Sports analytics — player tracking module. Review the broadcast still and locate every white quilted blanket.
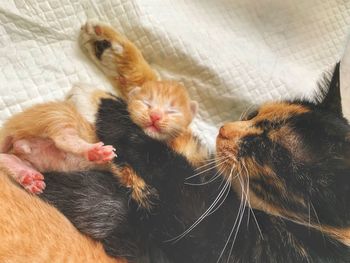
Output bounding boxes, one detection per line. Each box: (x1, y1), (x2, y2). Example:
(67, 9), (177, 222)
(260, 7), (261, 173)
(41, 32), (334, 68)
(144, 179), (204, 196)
(1, 0), (350, 149)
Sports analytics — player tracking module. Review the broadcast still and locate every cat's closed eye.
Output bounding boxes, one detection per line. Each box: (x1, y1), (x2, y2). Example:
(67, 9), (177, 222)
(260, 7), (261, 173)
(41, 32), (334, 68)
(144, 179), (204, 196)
(241, 108), (258, 121)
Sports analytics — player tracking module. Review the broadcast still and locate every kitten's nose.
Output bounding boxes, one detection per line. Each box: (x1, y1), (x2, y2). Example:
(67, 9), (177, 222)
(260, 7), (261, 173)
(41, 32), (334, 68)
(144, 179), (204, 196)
(150, 112), (162, 123)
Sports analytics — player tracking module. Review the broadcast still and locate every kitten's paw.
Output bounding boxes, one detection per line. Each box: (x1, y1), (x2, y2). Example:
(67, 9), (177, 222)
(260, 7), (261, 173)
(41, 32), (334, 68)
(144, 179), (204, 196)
(19, 170), (46, 194)
(86, 142), (116, 164)
(79, 21), (123, 56)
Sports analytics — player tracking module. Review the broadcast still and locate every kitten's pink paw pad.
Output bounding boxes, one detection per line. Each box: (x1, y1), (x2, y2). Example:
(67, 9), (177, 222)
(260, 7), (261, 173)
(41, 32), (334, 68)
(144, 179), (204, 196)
(19, 170), (46, 194)
(87, 143), (116, 164)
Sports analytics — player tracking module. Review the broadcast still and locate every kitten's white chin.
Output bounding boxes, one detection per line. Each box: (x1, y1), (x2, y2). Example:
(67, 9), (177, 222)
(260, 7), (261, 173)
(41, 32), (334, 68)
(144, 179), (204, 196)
(144, 127), (169, 141)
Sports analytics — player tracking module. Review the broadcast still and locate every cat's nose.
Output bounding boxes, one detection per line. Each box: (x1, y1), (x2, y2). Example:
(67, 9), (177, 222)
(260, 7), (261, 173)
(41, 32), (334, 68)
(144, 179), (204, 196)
(219, 125), (229, 139)
(150, 112), (162, 123)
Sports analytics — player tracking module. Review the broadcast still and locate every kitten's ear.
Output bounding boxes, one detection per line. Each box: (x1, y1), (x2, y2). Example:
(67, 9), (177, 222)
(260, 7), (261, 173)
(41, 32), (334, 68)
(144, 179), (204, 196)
(190, 100), (198, 117)
(318, 63), (343, 116)
(127, 86), (141, 98)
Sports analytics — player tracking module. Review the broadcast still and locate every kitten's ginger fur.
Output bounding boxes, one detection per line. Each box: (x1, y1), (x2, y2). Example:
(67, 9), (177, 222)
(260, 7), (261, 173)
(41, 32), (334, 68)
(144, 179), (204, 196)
(79, 21), (208, 166)
(79, 21), (157, 96)
(0, 98), (116, 194)
(0, 166), (124, 263)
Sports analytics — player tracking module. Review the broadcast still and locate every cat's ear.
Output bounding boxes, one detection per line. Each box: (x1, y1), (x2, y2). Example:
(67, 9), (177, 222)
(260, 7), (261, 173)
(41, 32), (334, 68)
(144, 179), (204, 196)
(190, 100), (198, 117)
(127, 86), (141, 98)
(318, 63), (343, 116)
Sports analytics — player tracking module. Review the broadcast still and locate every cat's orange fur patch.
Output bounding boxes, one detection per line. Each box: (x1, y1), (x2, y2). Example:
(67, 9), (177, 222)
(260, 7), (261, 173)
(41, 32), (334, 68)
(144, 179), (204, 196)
(256, 102), (309, 122)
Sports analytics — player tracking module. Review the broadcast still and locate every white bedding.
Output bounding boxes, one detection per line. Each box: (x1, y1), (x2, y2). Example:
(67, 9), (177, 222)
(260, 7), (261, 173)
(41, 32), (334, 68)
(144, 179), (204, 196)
(1, 0), (350, 149)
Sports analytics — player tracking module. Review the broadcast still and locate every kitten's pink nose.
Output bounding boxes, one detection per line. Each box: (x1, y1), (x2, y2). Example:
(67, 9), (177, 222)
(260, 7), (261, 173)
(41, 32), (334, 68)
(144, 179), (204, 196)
(150, 112), (162, 123)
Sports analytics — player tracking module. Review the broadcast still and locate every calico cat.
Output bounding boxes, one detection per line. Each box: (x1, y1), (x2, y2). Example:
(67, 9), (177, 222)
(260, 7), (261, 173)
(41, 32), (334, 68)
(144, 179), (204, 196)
(0, 166), (123, 263)
(42, 63), (350, 263)
(216, 62), (350, 248)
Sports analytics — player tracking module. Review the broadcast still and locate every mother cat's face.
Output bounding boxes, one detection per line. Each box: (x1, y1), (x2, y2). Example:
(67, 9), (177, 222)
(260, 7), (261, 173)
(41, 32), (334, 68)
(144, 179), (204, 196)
(216, 65), (350, 243)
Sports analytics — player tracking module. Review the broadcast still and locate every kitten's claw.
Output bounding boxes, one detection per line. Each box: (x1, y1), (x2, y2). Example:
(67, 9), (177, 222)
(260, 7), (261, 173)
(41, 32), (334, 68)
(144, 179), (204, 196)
(18, 170), (46, 194)
(86, 142), (117, 164)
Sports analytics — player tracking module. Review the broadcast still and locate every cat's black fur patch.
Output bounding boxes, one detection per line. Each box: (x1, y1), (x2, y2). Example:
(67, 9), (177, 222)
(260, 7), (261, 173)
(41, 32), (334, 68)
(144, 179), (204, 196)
(41, 63), (350, 262)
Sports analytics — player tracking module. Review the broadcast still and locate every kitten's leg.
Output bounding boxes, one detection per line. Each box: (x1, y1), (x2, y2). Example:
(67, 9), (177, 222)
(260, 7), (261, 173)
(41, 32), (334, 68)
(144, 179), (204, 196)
(0, 153), (45, 194)
(111, 164), (158, 210)
(79, 21), (158, 96)
(51, 129), (116, 164)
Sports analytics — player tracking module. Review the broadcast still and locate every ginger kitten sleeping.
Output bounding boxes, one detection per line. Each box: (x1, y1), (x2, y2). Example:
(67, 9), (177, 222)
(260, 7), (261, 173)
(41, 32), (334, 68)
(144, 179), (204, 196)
(78, 21), (208, 166)
(0, 93), (116, 194)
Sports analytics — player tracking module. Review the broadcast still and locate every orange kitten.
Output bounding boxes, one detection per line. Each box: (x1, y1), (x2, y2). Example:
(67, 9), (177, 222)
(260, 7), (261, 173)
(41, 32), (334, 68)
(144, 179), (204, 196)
(79, 21), (208, 166)
(0, 99), (116, 194)
(0, 166), (124, 263)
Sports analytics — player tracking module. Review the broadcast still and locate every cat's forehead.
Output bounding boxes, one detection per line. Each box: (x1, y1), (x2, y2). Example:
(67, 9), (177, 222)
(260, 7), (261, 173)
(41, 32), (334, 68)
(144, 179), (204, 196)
(256, 102), (310, 122)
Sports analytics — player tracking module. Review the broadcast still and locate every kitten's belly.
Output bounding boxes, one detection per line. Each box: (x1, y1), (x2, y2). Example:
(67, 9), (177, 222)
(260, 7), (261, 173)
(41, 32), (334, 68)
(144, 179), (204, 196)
(17, 139), (95, 172)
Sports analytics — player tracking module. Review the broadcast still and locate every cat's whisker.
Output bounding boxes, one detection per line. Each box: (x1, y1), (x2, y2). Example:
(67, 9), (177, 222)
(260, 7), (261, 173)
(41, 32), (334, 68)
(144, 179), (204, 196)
(240, 160), (263, 239)
(308, 201), (311, 230)
(207, 172), (238, 216)
(239, 104), (256, 121)
(194, 156), (227, 171)
(167, 169), (233, 244)
(186, 160), (227, 180)
(225, 173), (248, 262)
(185, 165), (226, 186)
(216, 169), (244, 263)
(310, 202), (325, 242)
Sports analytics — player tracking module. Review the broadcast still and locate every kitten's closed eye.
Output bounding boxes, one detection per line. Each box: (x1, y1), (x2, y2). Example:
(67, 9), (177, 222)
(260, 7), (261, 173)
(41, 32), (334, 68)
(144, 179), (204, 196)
(141, 99), (152, 108)
(166, 108), (181, 115)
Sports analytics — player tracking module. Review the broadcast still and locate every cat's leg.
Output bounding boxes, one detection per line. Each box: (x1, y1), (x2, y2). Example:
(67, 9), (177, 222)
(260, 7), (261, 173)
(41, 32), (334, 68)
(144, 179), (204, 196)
(111, 164), (158, 210)
(0, 153), (45, 194)
(79, 21), (158, 96)
(50, 129), (116, 164)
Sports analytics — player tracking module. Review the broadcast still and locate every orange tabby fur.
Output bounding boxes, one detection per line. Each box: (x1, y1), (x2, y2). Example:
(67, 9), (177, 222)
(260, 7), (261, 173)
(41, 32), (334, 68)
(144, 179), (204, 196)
(79, 21), (157, 97)
(79, 21), (208, 166)
(0, 166), (124, 263)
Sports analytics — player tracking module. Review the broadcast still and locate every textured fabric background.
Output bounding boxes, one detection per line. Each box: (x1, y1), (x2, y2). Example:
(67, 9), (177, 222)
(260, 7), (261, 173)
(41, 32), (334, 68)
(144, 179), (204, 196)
(1, 0), (349, 149)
